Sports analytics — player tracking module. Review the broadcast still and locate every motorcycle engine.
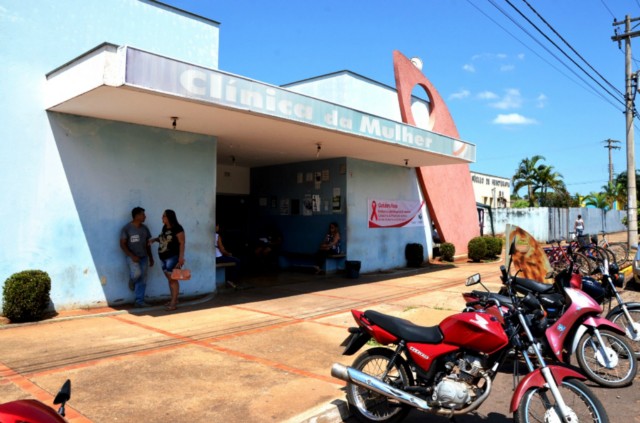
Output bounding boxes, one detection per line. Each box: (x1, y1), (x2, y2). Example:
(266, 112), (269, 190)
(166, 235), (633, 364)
(432, 354), (484, 409)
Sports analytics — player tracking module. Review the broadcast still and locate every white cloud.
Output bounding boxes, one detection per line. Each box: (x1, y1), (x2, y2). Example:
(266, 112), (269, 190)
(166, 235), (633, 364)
(489, 88), (522, 109)
(500, 64), (515, 72)
(517, 53), (525, 60)
(477, 91), (498, 100)
(492, 113), (537, 125)
(449, 89), (471, 100)
(0, 6), (21, 22)
(536, 93), (547, 108)
(462, 64), (475, 73)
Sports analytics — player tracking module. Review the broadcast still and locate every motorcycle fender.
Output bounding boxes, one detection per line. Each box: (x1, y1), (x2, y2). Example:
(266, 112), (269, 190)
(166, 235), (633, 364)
(606, 302), (640, 320)
(580, 315), (625, 335)
(510, 365), (586, 412)
(340, 328), (371, 356)
(568, 319), (625, 355)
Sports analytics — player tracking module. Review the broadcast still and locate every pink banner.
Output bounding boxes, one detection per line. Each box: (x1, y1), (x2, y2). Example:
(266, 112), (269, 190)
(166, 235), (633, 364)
(368, 199), (426, 228)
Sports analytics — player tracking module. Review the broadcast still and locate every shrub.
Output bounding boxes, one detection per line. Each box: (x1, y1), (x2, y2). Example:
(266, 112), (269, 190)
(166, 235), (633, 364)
(484, 236), (503, 258)
(2, 270), (51, 323)
(440, 242), (455, 262)
(405, 243), (424, 267)
(468, 237), (487, 262)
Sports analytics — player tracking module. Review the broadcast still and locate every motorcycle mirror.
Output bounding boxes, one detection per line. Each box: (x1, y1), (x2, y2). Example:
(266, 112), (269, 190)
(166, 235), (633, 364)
(53, 379), (71, 405)
(465, 274), (481, 286)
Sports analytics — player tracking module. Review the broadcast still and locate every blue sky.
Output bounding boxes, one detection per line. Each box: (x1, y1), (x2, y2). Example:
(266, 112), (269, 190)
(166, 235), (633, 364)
(163, 0), (639, 197)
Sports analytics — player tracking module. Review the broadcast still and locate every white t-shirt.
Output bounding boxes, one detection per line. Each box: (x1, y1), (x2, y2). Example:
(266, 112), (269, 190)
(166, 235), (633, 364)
(215, 233), (222, 258)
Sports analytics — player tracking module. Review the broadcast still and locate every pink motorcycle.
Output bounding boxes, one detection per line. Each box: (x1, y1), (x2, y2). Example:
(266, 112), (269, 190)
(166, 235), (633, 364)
(467, 263), (637, 388)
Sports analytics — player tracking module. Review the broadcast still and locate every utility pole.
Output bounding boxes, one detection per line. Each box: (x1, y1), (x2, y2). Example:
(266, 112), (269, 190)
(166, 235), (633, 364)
(612, 15), (640, 250)
(603, 138), (621, 184)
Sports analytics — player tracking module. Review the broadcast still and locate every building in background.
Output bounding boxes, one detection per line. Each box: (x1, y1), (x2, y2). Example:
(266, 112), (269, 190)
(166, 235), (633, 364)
(470, 171), (511, 208)
(3, 1), (477, 310)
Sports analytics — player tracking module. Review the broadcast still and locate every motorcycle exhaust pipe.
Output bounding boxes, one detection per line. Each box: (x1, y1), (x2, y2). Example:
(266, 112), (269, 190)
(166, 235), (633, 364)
(331, 363), (432, 412)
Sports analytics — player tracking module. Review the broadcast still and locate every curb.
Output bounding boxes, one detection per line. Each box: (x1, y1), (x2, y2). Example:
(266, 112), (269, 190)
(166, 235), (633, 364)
(283, 399), (350, 423)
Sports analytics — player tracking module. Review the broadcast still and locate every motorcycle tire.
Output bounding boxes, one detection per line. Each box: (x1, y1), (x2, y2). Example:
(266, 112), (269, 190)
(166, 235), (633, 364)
(608, 309), (640, 359)
(575, 328), (637, 388)
(515, 377), (608, 423)
(345, 347), (413, 423)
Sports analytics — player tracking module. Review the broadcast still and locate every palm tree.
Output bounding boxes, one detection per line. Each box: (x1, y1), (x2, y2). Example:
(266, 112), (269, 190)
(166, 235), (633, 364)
(602, 181), (625, 210)
(534, 164), (565, 206)
(513, 155), (546, 207)
(583, 191), (610, 232)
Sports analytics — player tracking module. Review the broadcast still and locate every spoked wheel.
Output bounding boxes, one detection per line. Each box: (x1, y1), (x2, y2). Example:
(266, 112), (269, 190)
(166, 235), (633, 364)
(576, 329), (637, 387)
(345, 348), (413, 423)
(572, 252), (595, 276)
(609, 309), (640, 359)
(515, 378), (608, 423)
(606, 242), (629, 266)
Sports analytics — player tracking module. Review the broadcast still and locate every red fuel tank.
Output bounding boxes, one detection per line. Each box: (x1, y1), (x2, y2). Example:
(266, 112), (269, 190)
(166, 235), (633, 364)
(440, 311), (508, 354)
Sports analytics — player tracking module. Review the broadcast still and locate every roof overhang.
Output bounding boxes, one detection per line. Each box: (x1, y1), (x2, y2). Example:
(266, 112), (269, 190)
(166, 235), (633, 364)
(45, 44), (476, 168)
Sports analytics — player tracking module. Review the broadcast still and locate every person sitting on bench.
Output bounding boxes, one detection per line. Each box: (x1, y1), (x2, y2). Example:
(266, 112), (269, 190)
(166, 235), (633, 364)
(215, 223), (241, 288)
(313, 222), (341, 275)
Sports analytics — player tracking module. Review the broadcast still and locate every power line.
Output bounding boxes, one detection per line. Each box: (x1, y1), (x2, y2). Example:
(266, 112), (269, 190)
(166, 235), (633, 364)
(475, 0), (625, 112)
(504, 0), (625, 106)
(520, 0), (624, 98)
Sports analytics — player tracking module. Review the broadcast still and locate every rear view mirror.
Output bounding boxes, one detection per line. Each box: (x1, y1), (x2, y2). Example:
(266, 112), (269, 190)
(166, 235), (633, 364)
(466, 273), (481, 286)
(53, 379), (71, 405)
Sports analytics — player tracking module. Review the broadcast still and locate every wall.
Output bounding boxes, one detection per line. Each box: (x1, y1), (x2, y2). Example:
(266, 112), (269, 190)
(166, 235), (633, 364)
(470, 171), (511, 207)
(483, 207), (627, 242)
(1, 1), (220, 309)
(345, 158), (432, 273)
(251, 158), (347, 254)
(250, 158), (432, 273)
(49, 114), (217, 308)
(216, 164), (250, 195)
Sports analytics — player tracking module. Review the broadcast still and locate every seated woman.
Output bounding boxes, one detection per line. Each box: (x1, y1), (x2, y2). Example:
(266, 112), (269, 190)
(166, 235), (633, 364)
(313, 222), (341, 275)
(215, 223), (241, 288)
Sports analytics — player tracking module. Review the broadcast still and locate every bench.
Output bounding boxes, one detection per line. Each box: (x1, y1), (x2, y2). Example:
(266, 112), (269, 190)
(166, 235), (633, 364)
(216, 262), (236, 287)
(278, 251), (346, 274)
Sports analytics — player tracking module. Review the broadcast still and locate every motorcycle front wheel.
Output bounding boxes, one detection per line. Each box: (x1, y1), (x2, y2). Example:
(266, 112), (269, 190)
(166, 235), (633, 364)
(576, 328), (637, 388)
(608, 309), (640, 358)
(515, 378), (608, 423)
(345, 347), (413, 423)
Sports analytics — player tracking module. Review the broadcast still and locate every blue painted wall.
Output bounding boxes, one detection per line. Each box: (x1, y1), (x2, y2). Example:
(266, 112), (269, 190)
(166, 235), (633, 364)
(251, 158), (347, 254)
(251, 158), (433, 273)
(1, 0), (220, 309)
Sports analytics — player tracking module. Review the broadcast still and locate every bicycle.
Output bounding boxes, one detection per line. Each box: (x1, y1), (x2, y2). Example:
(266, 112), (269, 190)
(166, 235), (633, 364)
(570, 231), (627, 268)
(543, 238), (593, 276)
(597, 231), (629, 267)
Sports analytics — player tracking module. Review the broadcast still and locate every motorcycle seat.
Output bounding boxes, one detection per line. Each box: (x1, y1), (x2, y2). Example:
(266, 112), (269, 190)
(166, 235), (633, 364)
(363, 310), (444, 344)
(513, 276), (555, 295)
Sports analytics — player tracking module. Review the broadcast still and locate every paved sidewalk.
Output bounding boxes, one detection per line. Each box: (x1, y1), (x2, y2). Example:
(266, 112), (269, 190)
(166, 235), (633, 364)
(0, 234), (636, 422)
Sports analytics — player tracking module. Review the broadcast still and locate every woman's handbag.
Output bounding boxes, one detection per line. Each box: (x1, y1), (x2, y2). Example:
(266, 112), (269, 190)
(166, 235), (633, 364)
(171, 266), (191, 281)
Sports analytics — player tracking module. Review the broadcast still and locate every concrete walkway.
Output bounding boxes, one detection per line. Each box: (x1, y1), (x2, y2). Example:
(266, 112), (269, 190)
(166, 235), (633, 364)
(0, 235), (636, 422)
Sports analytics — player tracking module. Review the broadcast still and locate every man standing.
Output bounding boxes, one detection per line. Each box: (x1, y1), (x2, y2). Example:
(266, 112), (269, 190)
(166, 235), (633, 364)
(120, 207), (154, 307)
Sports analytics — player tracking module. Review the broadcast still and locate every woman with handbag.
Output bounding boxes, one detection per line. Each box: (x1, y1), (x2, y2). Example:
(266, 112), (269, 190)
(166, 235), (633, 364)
(150, 209), (185, 311)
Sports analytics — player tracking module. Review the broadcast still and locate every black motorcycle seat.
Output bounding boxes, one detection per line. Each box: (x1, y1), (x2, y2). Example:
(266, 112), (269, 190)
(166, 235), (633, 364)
(364, 310), (444, 344)
(513, 276), (555, 294)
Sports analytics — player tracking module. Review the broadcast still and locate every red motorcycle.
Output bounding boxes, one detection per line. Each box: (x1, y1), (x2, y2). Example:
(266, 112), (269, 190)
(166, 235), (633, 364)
(0, 379), (70, 423)
(331, 243), (608, 423)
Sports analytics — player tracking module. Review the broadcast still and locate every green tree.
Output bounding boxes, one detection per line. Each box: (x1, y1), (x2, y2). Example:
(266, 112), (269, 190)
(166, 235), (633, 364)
(583, 191), (609, 232)
(534, 164), (565, 206)
(602, 180), (625, 210)
(512, 155), (546, 207)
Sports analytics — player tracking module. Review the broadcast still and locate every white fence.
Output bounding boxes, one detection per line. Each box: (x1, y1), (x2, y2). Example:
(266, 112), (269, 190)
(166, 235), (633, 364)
(482, 207), (627, 242)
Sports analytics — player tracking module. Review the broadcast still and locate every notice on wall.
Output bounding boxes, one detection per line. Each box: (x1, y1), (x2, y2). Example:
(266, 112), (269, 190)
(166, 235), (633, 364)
(368, 198), (426, 228)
